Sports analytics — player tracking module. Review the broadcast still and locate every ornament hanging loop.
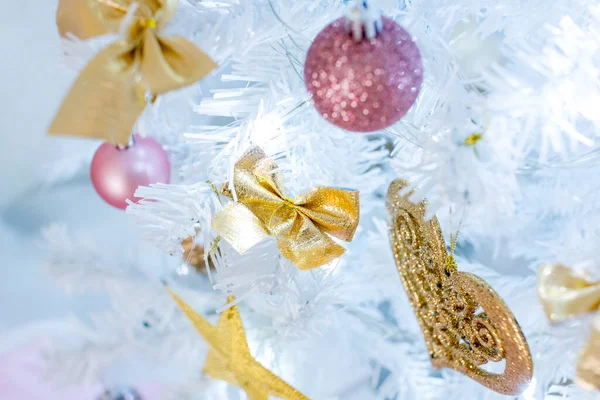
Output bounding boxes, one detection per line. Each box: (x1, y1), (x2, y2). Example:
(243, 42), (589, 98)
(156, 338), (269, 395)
(116, 134), (136, 150)
(344, 0), (383, 42)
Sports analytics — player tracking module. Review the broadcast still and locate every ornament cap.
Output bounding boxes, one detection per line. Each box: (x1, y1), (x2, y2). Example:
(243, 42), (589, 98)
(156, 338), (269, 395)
(344, 0), (383, 41)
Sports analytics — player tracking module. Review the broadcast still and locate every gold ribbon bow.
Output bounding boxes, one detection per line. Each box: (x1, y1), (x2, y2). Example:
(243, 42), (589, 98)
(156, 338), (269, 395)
(211, 147), (360, 270)
(538, 264), (600, 390)
(50, 0), (217, 146)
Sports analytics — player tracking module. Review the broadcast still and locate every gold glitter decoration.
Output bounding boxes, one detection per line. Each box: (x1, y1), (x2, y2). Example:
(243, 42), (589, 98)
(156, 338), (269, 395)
(464, 133), (483, 146)
(50, 0), (217, 146)
(386, 179), (533, 395)
(538, 263), (600, 390)
(212, 147), (360, 270)
(168, 289), (309, 400)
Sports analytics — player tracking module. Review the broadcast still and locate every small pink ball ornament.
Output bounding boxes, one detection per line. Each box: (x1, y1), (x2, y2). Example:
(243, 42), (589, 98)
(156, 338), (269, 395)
(90, 134), (171, 209)
(304, 11), (423, 132)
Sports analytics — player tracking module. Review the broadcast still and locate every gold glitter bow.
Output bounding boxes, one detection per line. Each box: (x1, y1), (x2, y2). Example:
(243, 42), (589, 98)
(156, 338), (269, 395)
(538, 264), (600, 390)
(387, 179), (533, 395)
(211, 147), (360, 270)
(50, 0), (217, 146)
(168, 289), (309, 400)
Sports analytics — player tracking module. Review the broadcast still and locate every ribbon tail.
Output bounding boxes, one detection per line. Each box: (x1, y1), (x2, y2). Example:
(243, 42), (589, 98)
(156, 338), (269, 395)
(141, 32), (217, 95)
(577, 313), (600, 390)
(212, 203), (269, 254)
(278, 233), (345, 271)
(273, 210), (346, 271)
(48, 41), (144, 146)
(538, 264), (600, 322)
(295, 187), (360, 242)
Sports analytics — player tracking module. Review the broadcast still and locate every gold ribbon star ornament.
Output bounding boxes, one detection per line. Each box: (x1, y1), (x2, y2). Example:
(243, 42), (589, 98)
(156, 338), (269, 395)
(211, 147), (360, 270)
(50, 0), (217, 146)
(168, 289), (309, 400)
(538, 263), (600, 390)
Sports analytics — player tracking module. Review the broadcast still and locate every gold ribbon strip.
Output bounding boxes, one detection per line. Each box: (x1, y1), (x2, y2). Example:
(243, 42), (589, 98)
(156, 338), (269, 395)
(538, 264), (600, 390)
(211, 147), (360, 270)
(50, 0), (217, 146)
(168, 289), (310, 400)
(387, 179), (533, 395)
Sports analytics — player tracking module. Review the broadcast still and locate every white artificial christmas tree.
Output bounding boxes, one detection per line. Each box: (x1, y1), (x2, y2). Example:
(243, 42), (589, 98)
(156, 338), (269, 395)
(29, 0), (600, 399)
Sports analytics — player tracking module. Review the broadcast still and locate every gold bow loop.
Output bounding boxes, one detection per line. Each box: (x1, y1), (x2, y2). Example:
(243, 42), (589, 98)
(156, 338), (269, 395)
(211, 147), (360, 271)
(538, 264), (600, 390)
(51, 0), (217, 146)
(538, 264), (600, 322)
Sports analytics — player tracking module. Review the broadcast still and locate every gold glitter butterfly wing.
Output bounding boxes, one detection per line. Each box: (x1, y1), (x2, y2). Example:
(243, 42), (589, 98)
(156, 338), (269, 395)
(387, 179), (533, 395)
(386, 179), (449, 362)
(451, 272), (534, 393)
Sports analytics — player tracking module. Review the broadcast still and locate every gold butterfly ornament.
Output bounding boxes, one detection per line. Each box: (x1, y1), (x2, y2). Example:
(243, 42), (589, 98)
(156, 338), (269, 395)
(387, 179), (533, 395)
(51, 0), (217, 146)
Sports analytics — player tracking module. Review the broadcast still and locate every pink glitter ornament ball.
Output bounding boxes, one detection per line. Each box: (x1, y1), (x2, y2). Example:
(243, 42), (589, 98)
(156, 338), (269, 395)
(304, 17), (423, 132)
(90, 134), (170, 210)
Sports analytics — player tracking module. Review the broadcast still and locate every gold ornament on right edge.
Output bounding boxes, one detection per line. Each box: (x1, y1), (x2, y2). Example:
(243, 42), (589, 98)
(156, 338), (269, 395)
(386, 179), (533, 395)
(538, 264), (600, 390)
